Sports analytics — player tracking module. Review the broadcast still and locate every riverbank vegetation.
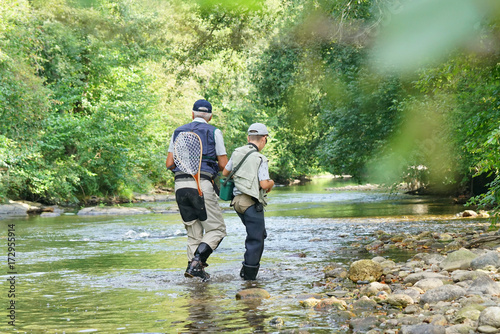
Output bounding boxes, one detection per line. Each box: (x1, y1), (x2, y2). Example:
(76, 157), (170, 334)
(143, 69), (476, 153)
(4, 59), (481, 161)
(0, 0), (499, 215)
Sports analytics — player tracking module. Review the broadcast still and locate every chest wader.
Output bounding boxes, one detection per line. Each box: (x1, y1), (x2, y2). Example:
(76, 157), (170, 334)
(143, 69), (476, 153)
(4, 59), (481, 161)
(238, 201), (266, 280)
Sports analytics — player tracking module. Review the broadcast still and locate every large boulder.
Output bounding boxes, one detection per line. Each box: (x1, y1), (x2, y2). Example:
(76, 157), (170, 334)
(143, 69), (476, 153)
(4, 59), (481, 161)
(466, 276), (500, 296)
(0, 202), (29, 217)
(470, 251), (500, 270)
(420, 285), (466, 304)
(348, 259), (383, 283)
(77, 206), (152, 216)
(477, 307), (500, 333)
(452, 270), (490, 282)
(439, 248), (478, 271)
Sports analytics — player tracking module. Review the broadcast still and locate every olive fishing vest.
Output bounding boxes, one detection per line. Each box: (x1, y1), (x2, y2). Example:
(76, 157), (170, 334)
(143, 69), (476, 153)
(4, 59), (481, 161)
(172, 121), (219, 177)
(232, 144), (269, 205)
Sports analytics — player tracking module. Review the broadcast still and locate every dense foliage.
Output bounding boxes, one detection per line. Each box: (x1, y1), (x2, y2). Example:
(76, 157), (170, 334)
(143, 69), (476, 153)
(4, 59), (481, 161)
(0, 0), (499, 217)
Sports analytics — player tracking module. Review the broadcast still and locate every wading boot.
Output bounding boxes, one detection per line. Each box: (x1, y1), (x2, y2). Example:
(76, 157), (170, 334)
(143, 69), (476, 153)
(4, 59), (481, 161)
(184, 243), (213, 282)
(240, 262), (260, 280)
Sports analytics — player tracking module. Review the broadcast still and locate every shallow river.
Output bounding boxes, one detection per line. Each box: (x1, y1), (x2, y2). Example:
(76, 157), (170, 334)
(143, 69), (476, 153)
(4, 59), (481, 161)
(0, 178), (484, 333)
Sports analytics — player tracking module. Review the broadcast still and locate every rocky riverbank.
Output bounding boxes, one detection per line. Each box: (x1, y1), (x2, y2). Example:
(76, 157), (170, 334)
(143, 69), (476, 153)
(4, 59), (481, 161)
(0, 190), (177, 218)
(281, 224), (500, 333)
(238, 217), (500, 333)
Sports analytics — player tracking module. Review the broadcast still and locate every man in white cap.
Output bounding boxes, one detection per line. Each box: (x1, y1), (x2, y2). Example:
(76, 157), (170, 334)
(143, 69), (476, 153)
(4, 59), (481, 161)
(222, 123), (274, 280)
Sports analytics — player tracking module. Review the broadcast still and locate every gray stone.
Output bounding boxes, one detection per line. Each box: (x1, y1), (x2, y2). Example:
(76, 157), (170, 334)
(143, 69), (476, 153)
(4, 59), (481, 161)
(133, 193), (173, 202)
(420, 285), (466, 304)
(398, 316), (422, 326)
(439, 233), (454, 241)
(404, 304), (422, 314)
(471, 252), (500, 270)
(40, 212), (61, 217)
(0, 203), (28, 217)
(414, 278), (444, 292)
(477, 325), (500, 333)
(381, 259), (397, 269)
(404, 272), (450, 284)
(445, 324), (476, 334)
(386, 293), (414, 307)
(467, 276), (500, 296)
(353, 296), (378, 310)
(360, 282), (392, 296)
(426, 314), (448, 326)
(478, 307), (500, 330)
(393, 288), (422, 303)
(401, 324), (446, 334)
(452, 269), (490, 282)
(454, 305), (484, 322)
(372, 256), (386, 263)
(366, 330), (381, 334)
(444, 240), (467, 252)
(77, 206), (152, 216)
(460, 295), (486, 306)
(325, 267), (348, 279)
(440, 249), (478, 271)
(424, 254), (446, 266)
(468, 236), (500, 249)
(349, 316), (379, 333)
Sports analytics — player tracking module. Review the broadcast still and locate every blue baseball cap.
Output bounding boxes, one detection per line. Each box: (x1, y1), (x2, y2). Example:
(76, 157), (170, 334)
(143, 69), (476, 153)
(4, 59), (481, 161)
(193, 99), (212, 113)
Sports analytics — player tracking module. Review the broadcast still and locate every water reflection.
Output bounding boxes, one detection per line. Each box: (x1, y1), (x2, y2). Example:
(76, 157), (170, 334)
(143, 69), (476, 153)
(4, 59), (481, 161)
(238, 282), (269, 333)
(179, 281), (270, 333)
(239, 298), (267, 333)
(183, 284), (224, 333)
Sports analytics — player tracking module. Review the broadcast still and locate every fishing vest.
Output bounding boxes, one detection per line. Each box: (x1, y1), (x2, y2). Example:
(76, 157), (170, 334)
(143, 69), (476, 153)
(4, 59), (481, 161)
(232, 144), (269, 205)
(172, 121), (219, 177)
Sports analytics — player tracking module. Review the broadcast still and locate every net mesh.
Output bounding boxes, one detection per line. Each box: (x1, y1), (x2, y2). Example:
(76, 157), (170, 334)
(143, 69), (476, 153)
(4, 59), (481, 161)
(173, 132), (202, 175)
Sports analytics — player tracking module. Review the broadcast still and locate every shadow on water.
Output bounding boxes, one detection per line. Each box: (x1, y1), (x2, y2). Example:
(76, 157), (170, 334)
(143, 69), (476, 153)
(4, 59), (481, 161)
(0, 177), (484, 333)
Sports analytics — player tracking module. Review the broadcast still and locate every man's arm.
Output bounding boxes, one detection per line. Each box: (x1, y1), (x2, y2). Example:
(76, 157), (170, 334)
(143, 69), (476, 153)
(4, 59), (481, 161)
(217, 154), (228, 171)
(166, 152), (175, 171)
(213, 128), (228, 171)
(260, 179), (275, 193)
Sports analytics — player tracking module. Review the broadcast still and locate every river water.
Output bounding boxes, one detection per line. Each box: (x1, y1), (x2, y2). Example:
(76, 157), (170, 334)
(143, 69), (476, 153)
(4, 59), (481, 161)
(0, 177), (484, 333)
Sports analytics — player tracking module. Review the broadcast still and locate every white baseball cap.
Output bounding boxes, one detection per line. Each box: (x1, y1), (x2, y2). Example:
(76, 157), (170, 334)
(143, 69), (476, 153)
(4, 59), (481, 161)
(247, 123), (269, 136)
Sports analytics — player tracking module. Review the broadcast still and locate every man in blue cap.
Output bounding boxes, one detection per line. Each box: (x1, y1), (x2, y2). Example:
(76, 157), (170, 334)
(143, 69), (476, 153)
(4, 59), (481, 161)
(166, 99), (228, 281)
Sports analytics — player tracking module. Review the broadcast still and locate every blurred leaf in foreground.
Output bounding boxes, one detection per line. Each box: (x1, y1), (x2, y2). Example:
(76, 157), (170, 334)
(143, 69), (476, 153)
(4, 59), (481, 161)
(371, 0), (491, 73)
